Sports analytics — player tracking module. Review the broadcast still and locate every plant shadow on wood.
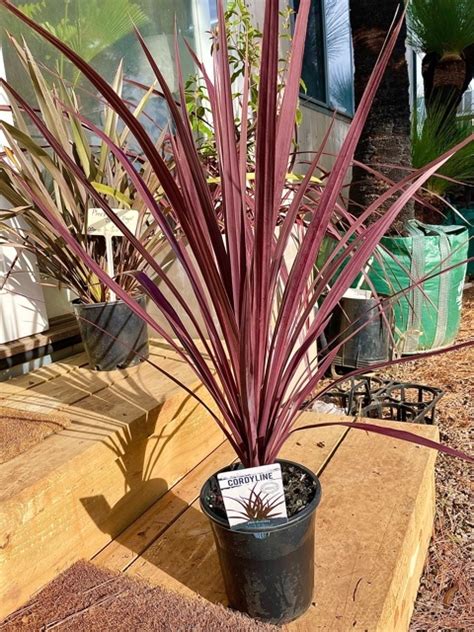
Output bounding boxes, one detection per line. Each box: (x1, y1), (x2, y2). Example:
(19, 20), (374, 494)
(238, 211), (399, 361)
(3, 336), (225, 598)
(47, 348), (224, 599)
(84, 489), (224, 602)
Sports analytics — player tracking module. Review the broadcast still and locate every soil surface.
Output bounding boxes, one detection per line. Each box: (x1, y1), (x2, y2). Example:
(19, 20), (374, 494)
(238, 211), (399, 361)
(205, 461), (319, 522)
(1, 560), (277, 632)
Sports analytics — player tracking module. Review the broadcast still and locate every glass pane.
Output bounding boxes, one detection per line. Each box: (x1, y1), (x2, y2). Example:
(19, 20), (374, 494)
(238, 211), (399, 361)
(460, 80), (474, 120)
(295, 0), (327, 104)
(1, 1), (201, 135)
(325, 0), (354, 115)
(209, 0), (218, 26)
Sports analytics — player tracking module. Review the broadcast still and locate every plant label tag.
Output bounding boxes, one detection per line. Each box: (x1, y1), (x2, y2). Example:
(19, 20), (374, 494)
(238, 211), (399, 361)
(87, 208), (139, 237)
(217, 463), (287, 528)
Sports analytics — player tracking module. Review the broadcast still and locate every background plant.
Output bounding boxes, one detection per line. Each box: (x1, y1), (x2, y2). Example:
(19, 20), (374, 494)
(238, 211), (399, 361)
(412, 99), (474, 202)
(408, 0), (474, 124)
(0, 41), (167, 303)
(0, 0), (472, 468)
(185, 0), (301, 162)
(3, 0), (149, 83)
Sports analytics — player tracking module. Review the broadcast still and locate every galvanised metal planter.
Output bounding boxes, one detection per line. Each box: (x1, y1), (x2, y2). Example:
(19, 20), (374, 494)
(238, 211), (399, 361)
(73, 295), (149, 371)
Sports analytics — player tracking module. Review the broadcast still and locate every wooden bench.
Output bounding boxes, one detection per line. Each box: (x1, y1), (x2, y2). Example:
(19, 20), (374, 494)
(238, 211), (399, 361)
(0, 314), (81, 371)
(0, 343), (438, 630)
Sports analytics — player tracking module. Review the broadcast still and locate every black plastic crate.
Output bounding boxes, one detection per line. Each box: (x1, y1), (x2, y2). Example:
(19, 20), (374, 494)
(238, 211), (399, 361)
(322, 376), (443, 424)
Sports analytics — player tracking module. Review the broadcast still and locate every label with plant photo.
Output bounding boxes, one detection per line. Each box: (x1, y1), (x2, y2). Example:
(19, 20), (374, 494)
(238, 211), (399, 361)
(217, 464), (287, 529)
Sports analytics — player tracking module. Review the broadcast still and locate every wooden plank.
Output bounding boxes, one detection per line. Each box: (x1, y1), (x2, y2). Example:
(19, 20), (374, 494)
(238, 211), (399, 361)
(312, 422), (439, 632)
(0, 354), (149, 414)
(123, 419), (437, 632)
(0, 340), (192, 414)
(0, 314), (79, 360)
(289, 421), (438, 632)
(124, 418), (348, 603)
(0, 352), (88, 397)
(0, 351), (223, 619)
(379, 463), (435, 632)
(93, 441), (236, 572)
(0, 336), (183, 399)
(0, 356), (194, 500)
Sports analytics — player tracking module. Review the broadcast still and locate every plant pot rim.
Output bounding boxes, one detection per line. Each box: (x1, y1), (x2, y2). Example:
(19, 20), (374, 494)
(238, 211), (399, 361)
(72, 294), (145, 309)
(200, 457), (321, 534)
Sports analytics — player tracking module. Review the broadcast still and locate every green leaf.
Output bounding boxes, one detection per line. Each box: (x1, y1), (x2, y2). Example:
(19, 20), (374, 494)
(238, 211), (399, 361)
(91, 182), (133, 207)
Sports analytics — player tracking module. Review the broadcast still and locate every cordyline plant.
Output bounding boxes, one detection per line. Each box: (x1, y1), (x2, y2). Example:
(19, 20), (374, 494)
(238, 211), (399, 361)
(0, 0), (472, 467)
(0, 44), (168, 303)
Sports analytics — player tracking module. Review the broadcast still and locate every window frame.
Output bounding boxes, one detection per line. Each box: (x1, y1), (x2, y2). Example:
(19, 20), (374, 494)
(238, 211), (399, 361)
(292, 0), (354, 120)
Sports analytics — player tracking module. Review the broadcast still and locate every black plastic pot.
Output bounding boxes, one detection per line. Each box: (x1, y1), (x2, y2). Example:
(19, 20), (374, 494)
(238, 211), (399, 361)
(200, 459), (322, 624)
(325, 292), (393, 369)
(72, 295), (149, 371)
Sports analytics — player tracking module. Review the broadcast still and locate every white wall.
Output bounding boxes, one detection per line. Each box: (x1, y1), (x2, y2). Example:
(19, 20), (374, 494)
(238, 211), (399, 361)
(0, 46), (50, 342)
(297, 104), (350, 174)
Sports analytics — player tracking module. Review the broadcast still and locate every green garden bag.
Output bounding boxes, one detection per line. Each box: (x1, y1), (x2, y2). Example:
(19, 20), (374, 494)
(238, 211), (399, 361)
(367, 221), (468, 353)
(445, 208), (474, 277)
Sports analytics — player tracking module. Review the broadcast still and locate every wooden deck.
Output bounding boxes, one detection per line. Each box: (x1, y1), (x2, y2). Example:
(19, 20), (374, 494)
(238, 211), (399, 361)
(0, 313), (80, 364)
(0, 343), (438, 630)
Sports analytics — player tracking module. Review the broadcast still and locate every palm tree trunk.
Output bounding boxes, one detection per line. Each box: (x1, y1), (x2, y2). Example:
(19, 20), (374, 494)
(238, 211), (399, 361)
(348, 0), (414, 234)
(422, 45), (474, 126)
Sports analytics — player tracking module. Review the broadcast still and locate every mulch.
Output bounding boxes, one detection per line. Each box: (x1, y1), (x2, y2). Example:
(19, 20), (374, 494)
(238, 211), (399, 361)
(386, 287), (473, 632)
(0, 406), (70, 464)
(0, 560), (277, 632)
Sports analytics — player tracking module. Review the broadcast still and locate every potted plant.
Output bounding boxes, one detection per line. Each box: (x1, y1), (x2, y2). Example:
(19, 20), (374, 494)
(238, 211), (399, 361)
(365, 219), (469, 354)
(413, 96), (473, 281)
(0, 50), (166, 369)
(1, 0), (472, 623)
